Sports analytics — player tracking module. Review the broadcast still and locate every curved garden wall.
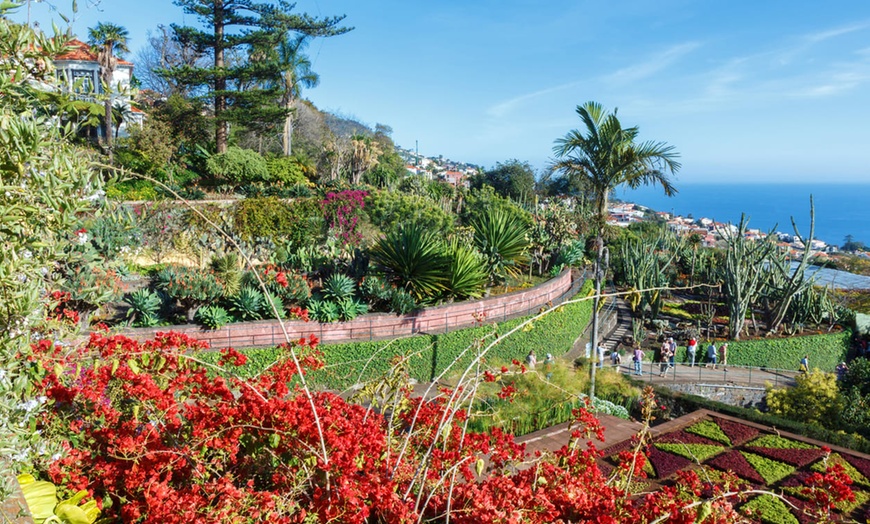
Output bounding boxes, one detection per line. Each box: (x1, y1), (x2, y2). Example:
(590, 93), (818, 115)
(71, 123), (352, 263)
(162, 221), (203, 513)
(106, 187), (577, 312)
(119, 268), (579, 349)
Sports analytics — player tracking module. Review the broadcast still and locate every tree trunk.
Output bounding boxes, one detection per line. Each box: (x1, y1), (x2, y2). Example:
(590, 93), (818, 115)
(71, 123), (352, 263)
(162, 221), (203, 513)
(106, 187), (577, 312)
(282, 74), (294, 156)
(104, 97), (113, 163)
(214, 0), (227, 154)
(589, 236), (604, 399)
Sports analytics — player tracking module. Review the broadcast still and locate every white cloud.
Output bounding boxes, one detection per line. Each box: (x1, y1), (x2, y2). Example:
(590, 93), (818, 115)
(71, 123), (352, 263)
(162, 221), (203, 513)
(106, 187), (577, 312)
(603, 41), (702, 84)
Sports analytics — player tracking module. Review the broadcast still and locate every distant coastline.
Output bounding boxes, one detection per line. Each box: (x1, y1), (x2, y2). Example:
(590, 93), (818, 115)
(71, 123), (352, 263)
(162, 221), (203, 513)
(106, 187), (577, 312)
(616, 181), (870, 249)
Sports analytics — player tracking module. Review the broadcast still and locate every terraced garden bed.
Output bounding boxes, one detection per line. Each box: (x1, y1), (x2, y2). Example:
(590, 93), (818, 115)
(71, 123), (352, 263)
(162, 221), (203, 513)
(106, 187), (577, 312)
(599, 410), (870, 523)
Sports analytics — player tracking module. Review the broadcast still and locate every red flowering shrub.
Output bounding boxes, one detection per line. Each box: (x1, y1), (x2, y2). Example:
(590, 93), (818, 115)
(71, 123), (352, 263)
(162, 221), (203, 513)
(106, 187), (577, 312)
(30, 336), (853, 523)
(46, 290), (79, 325)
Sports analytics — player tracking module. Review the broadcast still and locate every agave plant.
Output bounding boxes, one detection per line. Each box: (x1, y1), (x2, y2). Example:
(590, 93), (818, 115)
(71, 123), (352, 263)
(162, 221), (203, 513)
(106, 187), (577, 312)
(471, 208), (530, 284)
(262, 291), (285, 319)
(443, 239), (487, 300)
(370, 222), (449, 301)
(196, 305), (232, 330)
(229, 286), (265, 321)
(321, 273), (357, 302)
(124, 288), (162, 327)
(337, 297), (368, 321)
(307, 298), (339, 323)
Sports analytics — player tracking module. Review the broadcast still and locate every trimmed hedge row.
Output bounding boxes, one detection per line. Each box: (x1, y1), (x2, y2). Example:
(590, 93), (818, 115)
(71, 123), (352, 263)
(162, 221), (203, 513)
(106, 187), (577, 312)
(672, 331), (850, 372)
(203, 281), (594, 390)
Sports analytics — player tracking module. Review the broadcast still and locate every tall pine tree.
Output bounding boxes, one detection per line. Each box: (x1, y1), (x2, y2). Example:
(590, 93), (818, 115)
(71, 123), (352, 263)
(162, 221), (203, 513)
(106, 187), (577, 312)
(162, 0), (349, 153)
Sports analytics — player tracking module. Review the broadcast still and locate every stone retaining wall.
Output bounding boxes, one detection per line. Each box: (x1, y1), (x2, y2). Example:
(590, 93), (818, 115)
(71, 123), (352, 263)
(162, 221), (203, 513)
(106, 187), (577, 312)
(659, 383), (767, 410)
(118, 269), (578, 349)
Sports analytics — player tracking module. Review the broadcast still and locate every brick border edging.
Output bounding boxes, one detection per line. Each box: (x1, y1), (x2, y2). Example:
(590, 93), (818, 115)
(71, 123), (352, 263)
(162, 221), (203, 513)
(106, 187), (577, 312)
(111, 268), (578, 349)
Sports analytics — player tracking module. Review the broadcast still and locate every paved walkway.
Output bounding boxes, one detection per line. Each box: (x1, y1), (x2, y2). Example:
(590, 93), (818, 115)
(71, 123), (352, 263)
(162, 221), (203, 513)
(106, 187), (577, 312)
(613, 361), (798, 388)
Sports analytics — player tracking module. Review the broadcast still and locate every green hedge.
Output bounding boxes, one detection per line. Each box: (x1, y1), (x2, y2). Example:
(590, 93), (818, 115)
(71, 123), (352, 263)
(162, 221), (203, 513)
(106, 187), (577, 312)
(202, 280), (593, 390)
(672, 331), (850, 372)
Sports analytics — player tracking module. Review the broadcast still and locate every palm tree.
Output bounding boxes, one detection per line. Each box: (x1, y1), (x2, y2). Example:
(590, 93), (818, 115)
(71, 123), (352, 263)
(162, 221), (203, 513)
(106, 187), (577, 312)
(88, 22), (130, 162)
(277, 35), (319, 156)
(551, 101), (680, 398)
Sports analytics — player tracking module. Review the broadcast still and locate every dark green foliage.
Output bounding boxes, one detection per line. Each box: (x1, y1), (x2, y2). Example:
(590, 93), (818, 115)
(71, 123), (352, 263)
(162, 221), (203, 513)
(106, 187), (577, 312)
(840, 357), (870, 397)
(196, 305), (232, 330)
(229, 286), (266, 321)
(370, 222), (450, 301)
(472, 159), (536, 203)
(124, 288), (162, 327)
(164, 0), (349, 152)
(206, 147), (270, 184)
(359, 276), (418, 314)
(365, 191), (454, 234)
(321, 273), (356, 302)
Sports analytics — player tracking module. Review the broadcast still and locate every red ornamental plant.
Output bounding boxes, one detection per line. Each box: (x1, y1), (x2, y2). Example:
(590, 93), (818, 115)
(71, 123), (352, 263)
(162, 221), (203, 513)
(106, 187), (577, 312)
(29, 333), (855, 523)
(321, 190), (367, 247)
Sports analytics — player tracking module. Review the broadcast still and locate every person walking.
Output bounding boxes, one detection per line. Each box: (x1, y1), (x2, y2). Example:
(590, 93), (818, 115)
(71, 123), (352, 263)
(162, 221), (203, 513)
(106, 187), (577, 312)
(668, 337), (677, 368)
(687, 337), (698, 367)
(526, 350), (537, 370)
(719, 343), (728, 369)
(633, 347), (644, 376)
(706, 342), (718, 369)
(659, 344), (673, 377)
(799, 355), (809, 374)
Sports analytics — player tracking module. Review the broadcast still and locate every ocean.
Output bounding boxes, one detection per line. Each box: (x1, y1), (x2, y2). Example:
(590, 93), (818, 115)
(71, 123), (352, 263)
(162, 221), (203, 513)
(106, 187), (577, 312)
(615, 182), (870, 248)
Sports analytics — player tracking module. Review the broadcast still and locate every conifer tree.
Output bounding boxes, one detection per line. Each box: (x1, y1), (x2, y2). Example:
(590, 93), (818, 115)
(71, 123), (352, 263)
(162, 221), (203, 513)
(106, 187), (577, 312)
(162, 0), (349, 153)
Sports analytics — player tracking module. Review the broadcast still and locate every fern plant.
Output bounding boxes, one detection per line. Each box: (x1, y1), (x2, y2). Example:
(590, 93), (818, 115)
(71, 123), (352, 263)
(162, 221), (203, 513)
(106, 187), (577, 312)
(229, 286), (265, 321)
(196, 305), (232, 330)
(124, 288), (162, 327)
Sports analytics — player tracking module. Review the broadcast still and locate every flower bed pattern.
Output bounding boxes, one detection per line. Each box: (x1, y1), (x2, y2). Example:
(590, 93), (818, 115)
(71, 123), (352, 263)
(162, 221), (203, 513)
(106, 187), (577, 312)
(600, 413), (870, 522)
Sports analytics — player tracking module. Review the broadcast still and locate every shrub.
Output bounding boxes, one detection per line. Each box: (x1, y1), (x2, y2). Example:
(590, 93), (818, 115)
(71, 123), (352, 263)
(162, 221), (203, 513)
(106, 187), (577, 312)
(740, 494), (799, 524)
(766, 370), (844, 427)
(307, 298), (339, 323)
(443, 239), (487, 301)
(336, 297), (367, 321)
(365, 191), (454, 235)
(266, 156), (310, 185)
(741, 452), (795, 484)
(654, 443), (724, 462)
(232, 197), (294, 242)
(206, 146), (270, 184)
(684, 420), (731, 445)
(471, 207), (530, 284)
(105, 179), (160, 201)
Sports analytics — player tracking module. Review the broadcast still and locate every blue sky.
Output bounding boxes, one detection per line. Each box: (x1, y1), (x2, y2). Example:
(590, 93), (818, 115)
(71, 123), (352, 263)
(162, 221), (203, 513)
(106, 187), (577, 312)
(16, 0), (870, 182)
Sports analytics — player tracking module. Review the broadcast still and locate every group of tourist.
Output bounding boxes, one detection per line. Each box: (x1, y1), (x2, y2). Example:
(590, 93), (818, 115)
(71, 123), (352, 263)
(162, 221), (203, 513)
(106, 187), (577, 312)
(618, 336), (730, 376)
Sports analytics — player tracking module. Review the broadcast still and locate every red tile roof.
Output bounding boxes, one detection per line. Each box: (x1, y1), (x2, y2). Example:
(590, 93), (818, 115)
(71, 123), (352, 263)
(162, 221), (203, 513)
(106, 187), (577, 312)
(55, 39), (133, 66)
